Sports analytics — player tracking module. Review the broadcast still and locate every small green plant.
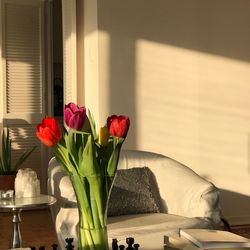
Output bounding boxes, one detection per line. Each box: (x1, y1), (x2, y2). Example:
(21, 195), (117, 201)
(0, 129), (36, 175)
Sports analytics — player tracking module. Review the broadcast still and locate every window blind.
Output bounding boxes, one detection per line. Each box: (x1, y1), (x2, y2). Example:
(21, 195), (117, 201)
(1, 0), (49, 191)
(5, 2), (43, 114)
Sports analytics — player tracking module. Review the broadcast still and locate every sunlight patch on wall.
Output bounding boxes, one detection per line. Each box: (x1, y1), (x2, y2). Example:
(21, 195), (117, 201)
(84, 24), (102, 127)
(135, 39), (250, 196)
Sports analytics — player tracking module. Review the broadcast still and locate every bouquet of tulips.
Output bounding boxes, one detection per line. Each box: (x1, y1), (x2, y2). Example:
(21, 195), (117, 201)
(36, 103), (130, 250)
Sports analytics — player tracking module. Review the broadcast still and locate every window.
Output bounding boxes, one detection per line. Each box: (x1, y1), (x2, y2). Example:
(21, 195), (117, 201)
(0, 0), (52, 192)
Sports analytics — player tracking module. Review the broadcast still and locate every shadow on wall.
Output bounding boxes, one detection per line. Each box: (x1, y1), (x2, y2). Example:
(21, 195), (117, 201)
(99, 0), (250, 62)
(220, 189), (250, 224)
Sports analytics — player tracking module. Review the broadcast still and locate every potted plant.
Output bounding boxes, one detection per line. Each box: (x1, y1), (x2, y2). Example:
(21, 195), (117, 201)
(0, 128), (35, 190)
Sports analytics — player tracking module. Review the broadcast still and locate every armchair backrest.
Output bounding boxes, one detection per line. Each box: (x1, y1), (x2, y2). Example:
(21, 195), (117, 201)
(118, 150), (221, 225)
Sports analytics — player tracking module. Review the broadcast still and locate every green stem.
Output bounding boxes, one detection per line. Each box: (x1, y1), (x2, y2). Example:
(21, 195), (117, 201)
(70, 172), (94, 229)
(71, 171), (109, 250)
(78, 226), (108, 250)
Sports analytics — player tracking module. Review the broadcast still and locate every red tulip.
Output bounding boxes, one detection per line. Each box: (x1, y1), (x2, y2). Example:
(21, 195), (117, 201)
(107, 115), (130, 138)
(64, 102), (86, 130)
(36, 117), (61, 147)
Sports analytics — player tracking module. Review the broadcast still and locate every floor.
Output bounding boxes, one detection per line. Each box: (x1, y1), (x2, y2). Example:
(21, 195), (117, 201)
(0, 209), (250, 250)
(0, 209), (58, 250)
(231, 224), (250, 239)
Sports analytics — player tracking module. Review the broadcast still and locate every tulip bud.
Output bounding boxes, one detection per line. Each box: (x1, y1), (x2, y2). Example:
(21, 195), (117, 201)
(107, 115), (130, 138)
(98, 127), (109, 147)
(36, 117), (61, 147)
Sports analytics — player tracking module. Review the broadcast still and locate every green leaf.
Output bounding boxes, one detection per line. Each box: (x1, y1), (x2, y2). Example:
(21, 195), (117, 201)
(88, 176), (105, 227)
(87, 109), (97, 140)
(76, 132), (87, 165)
(0, 129), (37, 173)
(75, 132), (83, 150)
(0, 129), (11, 172)
(12, 146), (36, 171)
(102, 137), (124, 191)
(55, 144), (74, 174)
(106, 137), (124, 177)
(79, 134), (99, 178)
(2, 129), (11, 170)
(70, 171), (94, 228)
(0, 159), (3, 172)
(64, 131), (78, 166)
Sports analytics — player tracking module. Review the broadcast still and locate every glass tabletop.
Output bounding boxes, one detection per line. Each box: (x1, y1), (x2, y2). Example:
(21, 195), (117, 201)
(0, 194), (56, 208)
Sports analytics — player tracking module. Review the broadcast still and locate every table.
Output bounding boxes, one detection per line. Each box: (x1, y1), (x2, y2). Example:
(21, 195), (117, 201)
(0, 194), (56, 249)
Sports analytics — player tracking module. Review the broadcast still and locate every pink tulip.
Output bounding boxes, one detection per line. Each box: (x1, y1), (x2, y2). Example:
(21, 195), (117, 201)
(64, 102), (86, 130)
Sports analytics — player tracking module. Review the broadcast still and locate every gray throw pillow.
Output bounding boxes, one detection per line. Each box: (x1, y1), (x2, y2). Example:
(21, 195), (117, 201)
(107, 167), (161, 217)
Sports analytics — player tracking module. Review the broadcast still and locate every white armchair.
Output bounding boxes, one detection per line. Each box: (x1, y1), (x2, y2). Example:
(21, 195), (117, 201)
(48, 150), (221, 250)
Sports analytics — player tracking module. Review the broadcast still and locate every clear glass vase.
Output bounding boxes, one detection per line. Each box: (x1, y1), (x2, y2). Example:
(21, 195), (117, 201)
(78, 225), (109, 250)
(71, 173), (111, 250)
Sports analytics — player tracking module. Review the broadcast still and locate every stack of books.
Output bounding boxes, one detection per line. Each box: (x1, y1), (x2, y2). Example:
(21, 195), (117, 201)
(165, 229), (250, 250)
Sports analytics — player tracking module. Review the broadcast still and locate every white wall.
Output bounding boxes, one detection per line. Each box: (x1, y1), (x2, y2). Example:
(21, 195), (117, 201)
(84, 0), (250, 225)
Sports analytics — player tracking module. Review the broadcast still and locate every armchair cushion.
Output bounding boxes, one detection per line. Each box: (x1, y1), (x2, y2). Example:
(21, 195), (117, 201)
(108, 167), (161, 216)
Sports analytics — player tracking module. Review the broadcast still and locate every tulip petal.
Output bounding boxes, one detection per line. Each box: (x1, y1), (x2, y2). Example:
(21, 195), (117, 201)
(68, 112), (84, 130)
(64, 107), (74, 127)
(43, 117), (54, 128)
(36, 117), (61, 147)
(69, 102), (79, 112)
(36, 127), (54, 147)
(107, 115), (130, 138)
(64, 103), (87, 130)
(98, 127), (110, 147)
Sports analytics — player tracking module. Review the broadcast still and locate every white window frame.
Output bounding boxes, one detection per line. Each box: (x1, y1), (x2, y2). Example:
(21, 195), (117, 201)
(62, 0), (77, 104)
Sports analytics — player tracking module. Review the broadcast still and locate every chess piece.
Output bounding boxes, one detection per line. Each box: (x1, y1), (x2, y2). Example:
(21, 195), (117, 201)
(119, 245), (125, 250)
(134, 243), (140, 250)
(30, 247), (36, 250)
(112, 238), (119, 250)
(52, 243), (58, 250)
(39, 247), (45, 250)
(65, 237), (74, 250)
(126, 237), (134, 250)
